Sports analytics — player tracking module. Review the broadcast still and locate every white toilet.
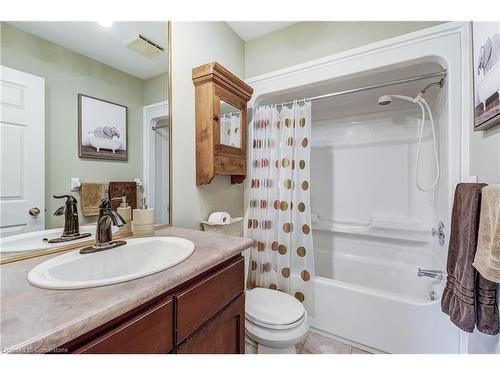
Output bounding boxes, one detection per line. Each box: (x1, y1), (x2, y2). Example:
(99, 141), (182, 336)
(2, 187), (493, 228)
(245, 287), (309, 354)
(243, 250), (309, 354)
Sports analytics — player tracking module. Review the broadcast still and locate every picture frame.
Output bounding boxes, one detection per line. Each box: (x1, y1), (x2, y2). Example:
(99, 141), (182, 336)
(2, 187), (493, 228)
(78, 94), (128, 160)
(472, 22), (500, 131)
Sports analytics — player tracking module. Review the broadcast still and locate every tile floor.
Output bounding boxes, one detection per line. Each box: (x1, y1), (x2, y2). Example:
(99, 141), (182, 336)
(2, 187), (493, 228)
(296, 332), (371, 354)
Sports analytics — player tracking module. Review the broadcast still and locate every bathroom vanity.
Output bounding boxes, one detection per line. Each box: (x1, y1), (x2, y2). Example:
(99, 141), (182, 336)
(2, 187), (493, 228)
(0, 227), (253, 354)
(63, 256), (244, 354)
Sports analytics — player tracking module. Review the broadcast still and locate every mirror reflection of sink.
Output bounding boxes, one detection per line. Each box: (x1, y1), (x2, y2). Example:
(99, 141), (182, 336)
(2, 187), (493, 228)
(0, 225), (118, 255)
(27, 237), (195, 290)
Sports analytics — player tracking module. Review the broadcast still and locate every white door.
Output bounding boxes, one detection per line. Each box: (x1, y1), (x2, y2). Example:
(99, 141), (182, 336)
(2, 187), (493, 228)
(0, 65), (45, 236)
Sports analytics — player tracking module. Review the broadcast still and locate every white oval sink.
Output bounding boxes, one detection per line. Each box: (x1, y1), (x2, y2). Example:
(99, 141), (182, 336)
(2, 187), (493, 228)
(0, 225), (118, 255)
(27, 237), (195, 290)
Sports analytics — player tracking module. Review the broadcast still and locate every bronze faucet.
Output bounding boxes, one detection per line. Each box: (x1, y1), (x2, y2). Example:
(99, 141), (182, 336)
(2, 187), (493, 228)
(80, 198), (127, 254)
(47, 195), (91, 243)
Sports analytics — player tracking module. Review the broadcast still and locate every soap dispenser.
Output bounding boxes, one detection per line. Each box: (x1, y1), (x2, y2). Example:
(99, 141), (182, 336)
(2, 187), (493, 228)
(116, 196), (132, 234)
(132, 197), (155, 237)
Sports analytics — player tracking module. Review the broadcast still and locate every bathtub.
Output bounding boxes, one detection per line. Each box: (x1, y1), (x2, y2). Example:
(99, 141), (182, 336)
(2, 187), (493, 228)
(308, 230), (461, 353)
(87, 134), (121, 153)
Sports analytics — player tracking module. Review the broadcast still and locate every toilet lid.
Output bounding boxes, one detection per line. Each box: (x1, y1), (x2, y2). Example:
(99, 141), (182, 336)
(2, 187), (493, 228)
(245, 288), (305, 327)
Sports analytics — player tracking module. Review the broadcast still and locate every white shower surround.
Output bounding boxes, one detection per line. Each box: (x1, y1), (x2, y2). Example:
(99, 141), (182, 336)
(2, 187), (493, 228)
(245, 22), (474, 353)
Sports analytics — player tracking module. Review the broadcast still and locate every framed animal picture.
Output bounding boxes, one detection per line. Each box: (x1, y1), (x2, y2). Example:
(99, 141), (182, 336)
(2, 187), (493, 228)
(78, 94), (128, 160)
(472, 22), (500, 131)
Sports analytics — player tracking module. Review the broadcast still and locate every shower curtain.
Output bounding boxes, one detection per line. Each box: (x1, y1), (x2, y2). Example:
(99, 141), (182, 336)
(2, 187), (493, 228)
(247, 101), (315, 313)
(220, 114), (241, 148)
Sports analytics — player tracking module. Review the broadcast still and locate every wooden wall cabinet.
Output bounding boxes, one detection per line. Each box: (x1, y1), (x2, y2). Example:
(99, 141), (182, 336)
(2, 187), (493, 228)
(59, 256), (245, 354)
(192, 62), (253, 185)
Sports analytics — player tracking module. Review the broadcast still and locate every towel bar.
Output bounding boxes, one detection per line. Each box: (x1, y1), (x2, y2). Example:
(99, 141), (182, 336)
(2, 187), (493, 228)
(69, 177), (142, 192)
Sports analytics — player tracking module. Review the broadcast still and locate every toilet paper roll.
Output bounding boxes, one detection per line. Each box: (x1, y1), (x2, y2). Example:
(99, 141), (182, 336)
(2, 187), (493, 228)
(208, 212), (231, 225)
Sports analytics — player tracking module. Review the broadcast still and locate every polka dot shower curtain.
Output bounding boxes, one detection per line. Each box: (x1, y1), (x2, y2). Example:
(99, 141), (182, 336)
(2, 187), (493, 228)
(220, 113), (241, 148)
(247, 101), (315, 313)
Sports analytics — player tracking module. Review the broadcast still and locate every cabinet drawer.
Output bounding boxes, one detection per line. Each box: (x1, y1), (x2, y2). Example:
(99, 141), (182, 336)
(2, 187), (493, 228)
(214, 155), (245, 176)
(74, 297), (173, 354)
(175, 257), (244, 344)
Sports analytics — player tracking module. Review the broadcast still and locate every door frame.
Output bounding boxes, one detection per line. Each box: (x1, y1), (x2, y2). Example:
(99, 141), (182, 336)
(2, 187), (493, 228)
(143, 101), (169, 223)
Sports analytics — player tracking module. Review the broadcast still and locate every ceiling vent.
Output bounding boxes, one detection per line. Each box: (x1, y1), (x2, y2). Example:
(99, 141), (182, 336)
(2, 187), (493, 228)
(126, 34), (165, 58)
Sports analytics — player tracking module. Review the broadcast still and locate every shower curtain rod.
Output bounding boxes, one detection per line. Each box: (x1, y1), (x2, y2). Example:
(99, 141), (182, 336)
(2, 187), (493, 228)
(152, 123), (168, 131)
(275, 69), (447, 108)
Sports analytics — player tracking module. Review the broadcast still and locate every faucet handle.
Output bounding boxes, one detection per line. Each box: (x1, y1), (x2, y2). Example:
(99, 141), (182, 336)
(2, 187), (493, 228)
(99, 197), (112, 209)
(431, 221), (446, 246)
(53, 194), (78, 203)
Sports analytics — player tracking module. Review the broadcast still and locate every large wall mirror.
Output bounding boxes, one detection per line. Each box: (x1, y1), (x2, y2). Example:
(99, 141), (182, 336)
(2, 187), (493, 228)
(0, 21), (172, 263)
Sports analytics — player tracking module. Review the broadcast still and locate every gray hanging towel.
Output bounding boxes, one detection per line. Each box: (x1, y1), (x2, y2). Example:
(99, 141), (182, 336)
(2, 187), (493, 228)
(441, 183), (499, 335)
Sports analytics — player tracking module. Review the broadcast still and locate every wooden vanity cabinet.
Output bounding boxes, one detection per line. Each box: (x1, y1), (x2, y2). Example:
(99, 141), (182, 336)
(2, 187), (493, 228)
(192, 62), (253, 185)
(72, 297), (174, 354)
(59, 256), (245, 354)
(176, 294), (245, 354)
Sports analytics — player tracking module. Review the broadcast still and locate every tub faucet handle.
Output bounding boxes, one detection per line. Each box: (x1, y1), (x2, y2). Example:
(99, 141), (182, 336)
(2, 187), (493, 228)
(432, 221), (445, 246)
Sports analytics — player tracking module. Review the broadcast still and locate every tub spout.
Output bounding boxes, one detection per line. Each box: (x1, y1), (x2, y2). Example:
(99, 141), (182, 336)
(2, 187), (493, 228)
(417, 268), (444, 281)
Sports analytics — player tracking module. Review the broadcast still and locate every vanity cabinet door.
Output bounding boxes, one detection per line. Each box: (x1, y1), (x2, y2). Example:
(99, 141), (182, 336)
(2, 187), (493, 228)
(176, 294), (245, 354)
(174, 257), (244, 343)
(73, 297), (173, 354)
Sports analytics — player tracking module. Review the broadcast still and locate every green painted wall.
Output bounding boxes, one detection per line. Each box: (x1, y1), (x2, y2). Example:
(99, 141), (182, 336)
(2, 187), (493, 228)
(470, 126), (500, 183)
(1, 23), (166, 228)
(144, 72), (169, 106)
(171, 22), (245, 229)
(244, 21), (444, 78)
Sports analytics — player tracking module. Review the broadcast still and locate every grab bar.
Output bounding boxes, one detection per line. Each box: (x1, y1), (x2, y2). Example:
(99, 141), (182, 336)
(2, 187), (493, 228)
(417, 268), (444, 281)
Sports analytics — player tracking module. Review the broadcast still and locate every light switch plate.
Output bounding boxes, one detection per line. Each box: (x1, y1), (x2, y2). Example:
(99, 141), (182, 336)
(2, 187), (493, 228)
(70, 177), (81, 192)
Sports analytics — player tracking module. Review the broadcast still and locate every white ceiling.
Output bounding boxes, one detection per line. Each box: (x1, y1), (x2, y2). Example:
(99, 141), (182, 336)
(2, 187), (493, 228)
(7, 22), (168, 80)
(226, 22), (297, 41)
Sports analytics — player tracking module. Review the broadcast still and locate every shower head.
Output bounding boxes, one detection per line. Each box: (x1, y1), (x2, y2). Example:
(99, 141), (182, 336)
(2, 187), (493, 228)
(378, 79), (444, 107)
(377, 94), (417, 106)
(378, 95), (393, 106)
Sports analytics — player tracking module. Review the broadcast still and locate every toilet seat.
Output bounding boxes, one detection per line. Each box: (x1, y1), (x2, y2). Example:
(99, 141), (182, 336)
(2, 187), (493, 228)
(245, 288), (306, 330)
(246, 312), (306, 330)
(244, 288), (309, 350)
(245, 315), (309, 350)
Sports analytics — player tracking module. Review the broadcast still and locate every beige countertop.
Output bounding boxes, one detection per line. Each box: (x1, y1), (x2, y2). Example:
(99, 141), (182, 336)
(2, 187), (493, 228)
(0, 227), (254, 353)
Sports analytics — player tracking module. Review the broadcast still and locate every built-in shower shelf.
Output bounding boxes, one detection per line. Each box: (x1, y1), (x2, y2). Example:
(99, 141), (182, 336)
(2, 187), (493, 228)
(311, 214), (431, 243)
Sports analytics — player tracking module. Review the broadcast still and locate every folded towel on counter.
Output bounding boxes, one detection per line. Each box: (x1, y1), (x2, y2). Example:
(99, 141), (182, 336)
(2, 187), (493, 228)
(474, 185), (500, 283)
(441, 183), (499, 335)
(109, 181), (137, 211)
(80, 182), (106, 216)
